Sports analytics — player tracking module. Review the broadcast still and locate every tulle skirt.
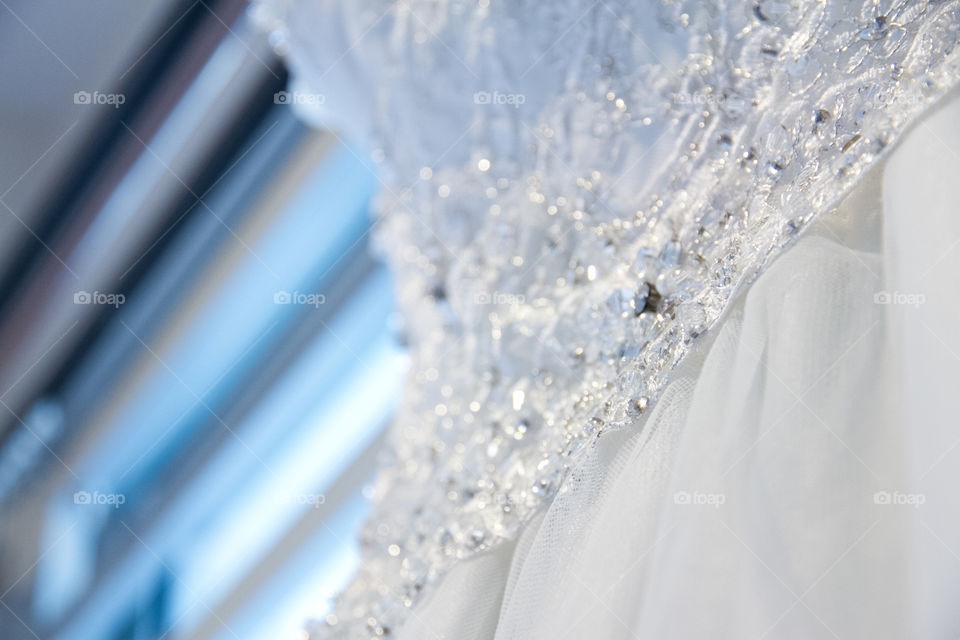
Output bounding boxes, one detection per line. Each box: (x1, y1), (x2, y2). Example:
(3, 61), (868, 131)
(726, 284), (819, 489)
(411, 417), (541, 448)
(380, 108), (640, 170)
(395, 90), (960, 640)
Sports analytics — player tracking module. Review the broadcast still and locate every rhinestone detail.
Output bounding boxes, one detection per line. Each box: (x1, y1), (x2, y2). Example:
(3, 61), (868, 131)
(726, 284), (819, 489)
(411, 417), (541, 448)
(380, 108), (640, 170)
(254, 0), (960, 637)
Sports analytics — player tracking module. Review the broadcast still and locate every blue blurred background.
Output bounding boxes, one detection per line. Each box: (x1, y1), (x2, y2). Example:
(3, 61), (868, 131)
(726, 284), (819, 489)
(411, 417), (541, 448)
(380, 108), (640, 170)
(0, 1), (402, 638)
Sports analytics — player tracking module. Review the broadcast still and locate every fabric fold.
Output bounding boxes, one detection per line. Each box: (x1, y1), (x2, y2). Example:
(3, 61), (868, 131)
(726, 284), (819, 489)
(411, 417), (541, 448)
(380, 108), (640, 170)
(394, 91), (960, 640)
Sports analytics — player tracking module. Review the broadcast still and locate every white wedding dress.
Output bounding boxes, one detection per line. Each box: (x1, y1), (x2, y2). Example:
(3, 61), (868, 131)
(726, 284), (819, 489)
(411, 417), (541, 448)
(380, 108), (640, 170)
(394, 92), (960, 640)
(253, 1), (960, 637)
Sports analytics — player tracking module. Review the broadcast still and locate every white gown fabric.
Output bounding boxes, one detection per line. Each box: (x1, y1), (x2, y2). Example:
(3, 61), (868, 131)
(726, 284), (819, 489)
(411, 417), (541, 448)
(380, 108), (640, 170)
(252, 1), (960, 637)
(394, 92), (960, 639)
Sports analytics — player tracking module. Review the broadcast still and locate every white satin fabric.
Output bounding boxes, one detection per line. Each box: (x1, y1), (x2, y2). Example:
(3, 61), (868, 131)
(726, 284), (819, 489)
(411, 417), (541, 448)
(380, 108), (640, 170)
(395, 92), (960, 640)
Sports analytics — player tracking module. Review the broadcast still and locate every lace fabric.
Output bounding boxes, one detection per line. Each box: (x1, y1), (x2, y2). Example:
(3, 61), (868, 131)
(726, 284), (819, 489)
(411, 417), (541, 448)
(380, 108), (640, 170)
(252, 1), (960, 636)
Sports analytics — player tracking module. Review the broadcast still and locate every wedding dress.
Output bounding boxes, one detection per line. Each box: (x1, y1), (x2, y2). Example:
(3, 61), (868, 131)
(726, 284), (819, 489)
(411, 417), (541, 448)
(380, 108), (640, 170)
(253, 1), (960, 637)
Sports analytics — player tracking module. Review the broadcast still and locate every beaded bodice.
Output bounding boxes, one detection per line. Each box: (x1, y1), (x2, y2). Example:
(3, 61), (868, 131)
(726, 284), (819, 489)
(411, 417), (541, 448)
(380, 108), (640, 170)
(254, 1), (960, 636)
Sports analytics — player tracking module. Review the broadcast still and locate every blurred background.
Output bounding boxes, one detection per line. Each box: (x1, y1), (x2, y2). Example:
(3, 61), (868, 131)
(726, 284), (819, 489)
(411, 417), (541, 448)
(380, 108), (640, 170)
(0, 1), (403, 638)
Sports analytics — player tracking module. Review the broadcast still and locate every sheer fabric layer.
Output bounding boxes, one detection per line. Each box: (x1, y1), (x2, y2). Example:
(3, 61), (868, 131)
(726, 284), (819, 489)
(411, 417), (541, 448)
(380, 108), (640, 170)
(395, 93), (960, 640)
(251, 2), (960, 633)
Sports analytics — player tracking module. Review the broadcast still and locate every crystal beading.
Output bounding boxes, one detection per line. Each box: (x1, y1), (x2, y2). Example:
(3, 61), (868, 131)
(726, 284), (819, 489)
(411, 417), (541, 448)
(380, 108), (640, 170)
(254, 1), (960, 637)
